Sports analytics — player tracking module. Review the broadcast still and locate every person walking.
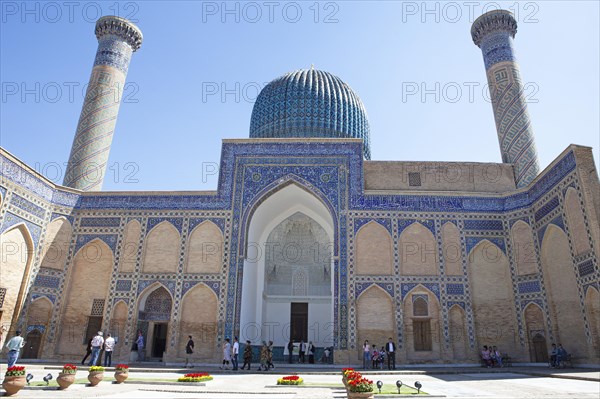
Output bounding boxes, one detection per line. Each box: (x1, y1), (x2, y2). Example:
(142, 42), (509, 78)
(136, 331), (145, 362)
(232, 337), (240, 370)
(81, 337), (93, 365)
(242, 340), (253, 370)
(307, 341), (315, 364)
(103, 333), (115, 367)
(5, 330), (25, 367)
(185, 335), (195, 368)
(258, 341), (269, 371)
(267, 340), (274, 369)
(386, 337), (396, 370)
(89, 331), (104, 366)
(287, 340), (294, 363)
(221, 338), (231, 370)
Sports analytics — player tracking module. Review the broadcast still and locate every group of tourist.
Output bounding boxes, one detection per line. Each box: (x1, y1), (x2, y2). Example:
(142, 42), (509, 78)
(285, 340), (317, 364)
(219, 337), (274, 371)
(480, 345), (504, 367)
(80, 331), (120, 367)
(362, 338), (397, 370)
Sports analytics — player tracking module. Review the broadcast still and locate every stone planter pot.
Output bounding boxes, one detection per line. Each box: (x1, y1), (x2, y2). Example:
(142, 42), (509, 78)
(2, 375), (26, 396)
(57, 372), (76, 390)
(87, 371), (104, 386)
(113, 371), (128, 383)
(347, 391), (375, 399)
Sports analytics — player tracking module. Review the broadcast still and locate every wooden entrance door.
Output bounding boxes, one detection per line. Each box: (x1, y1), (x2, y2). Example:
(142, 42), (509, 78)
(22, 330), (42, 359)
(531, 333), (548, 362)
(290, 303), (308, 342)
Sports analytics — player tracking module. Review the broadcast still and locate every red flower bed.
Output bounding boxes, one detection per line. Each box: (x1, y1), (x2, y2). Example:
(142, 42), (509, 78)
(5, 366), (26, 377)
(62, 364), (77, 374)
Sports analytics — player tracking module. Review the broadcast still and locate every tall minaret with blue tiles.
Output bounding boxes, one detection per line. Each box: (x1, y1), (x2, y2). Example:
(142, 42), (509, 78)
(63, 16), (142, 191)
(471, 10), (540, 188)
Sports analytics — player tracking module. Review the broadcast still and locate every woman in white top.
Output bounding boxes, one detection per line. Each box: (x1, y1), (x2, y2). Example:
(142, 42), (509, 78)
(363, 340), (371, 369)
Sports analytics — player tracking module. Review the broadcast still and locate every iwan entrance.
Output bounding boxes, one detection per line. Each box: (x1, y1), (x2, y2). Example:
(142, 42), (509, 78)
(290, 303), (308, 342)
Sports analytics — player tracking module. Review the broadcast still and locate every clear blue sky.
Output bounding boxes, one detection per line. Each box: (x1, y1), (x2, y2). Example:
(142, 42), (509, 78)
(1, 1), (598, 191)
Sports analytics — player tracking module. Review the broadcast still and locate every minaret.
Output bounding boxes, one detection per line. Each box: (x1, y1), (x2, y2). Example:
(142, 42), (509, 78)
(63, 16), (142, 191)
(471, 10), (540, 188)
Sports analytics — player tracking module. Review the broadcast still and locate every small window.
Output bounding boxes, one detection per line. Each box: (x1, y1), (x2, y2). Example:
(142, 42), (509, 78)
(408, 172), (421, 187)
(91, 299), (105, 316)
(0, 288), (6, 308)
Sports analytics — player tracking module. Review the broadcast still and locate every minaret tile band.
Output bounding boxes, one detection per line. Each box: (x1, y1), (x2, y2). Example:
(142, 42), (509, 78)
(472, 10), (540, 188)
(63, 16), (142, 191)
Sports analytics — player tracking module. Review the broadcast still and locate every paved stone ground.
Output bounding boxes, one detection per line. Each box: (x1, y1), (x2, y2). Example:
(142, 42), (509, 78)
(2, 363), (598, 398)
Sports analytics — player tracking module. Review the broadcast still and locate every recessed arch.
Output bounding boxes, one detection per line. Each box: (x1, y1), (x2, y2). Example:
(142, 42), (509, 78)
(120, 220), (141, 272)
(584, 286), (600, 353)
(142, 221), (180, 273)
(179, 283), (218, 360)
(511, 220), (537, 275)
(240, 182), (335, 349)
(523, 302), (548, 362)
(402, 284), (442, 360)
(399, 222), (438, 275)
(57, 239), (113, 356)
(468, 239), (519, 356)
(441, 221), (462, 276)
(356, 284), (395, 356)
(355, 221), (393, 275)
(186, 220), (223, 274)
(40, 217), (72, 270)
(564, 188), (591, 255)
(0, 223), (35, 335)
(448, 304), (468, 360)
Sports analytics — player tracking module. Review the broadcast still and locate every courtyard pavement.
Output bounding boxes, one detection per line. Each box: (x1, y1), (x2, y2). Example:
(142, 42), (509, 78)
(2, 362), (599, 398)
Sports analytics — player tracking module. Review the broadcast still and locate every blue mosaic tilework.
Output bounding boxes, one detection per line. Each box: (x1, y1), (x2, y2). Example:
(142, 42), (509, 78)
(465, 236), (506, 254)
(398, 219), (435, 235)
(33, 275), (60, 289)
(31, 293), (56, 304)
(115, 279), (132, 291)
(94, 36), (133, 74)
(50, 190), (78, 207)
(447, 301), (466, 310)
(1, 155), (54, 201)
(74, 234), (118, 254)
(509, 217), (529, 228)
(446, 283), (464, 295)
(10, 194), (46, 218)
(112, 297), (130, 306)
(535, 197), (559, 221)
(401, 283), (440, 300)
(137, 280), (176, 297)
(80, 217), (121, 227)
(578, 260), (595, 277)
(0, 185), (6, 198)
(249, 69), (371, 159)
(463, 219), (503, 230)
(353, 218), (392, 235)
(26, 325), (46, 334)
(188, 218), (226, 233)
(518, 281), (541, 294)
(0, 212), (42, 248)
(147, 217), (183, 234)
(479, 31), (516, 70)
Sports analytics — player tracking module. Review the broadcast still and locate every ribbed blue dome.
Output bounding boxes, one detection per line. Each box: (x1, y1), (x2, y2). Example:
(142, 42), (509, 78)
(250, 69), (371, 159)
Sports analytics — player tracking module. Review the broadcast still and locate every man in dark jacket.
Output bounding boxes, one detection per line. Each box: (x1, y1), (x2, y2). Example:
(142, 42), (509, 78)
(386, 337), (397, 370)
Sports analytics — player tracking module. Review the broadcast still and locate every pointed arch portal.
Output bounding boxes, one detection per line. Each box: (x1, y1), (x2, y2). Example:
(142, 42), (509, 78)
(240, 183), (335, 349)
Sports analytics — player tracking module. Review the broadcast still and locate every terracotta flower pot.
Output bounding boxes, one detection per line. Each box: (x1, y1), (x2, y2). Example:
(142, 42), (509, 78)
(114, 371), (128, 383)
(57, 372), (76, 390)
(347, 392), (374, 399)
(2, 375), (26, 396)
(87, 371), (104, 386)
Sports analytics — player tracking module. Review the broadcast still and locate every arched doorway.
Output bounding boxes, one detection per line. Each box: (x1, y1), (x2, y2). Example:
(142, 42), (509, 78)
(21, 329), (42, 359)
(137, 286), (173, 361)
(531, 333), (548, 363)
(240, 183), (334, 351)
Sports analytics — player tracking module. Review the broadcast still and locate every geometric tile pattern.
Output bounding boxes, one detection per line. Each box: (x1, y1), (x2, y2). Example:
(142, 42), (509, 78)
(250, 69), (371, 159)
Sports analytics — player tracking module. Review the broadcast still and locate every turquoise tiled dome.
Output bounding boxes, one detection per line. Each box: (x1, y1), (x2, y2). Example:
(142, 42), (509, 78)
(250, 69), (371, 159)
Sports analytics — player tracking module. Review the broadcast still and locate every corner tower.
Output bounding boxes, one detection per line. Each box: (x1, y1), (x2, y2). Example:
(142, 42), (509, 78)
(63, 16), (142, 191)
(471, 10), (539, 188)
